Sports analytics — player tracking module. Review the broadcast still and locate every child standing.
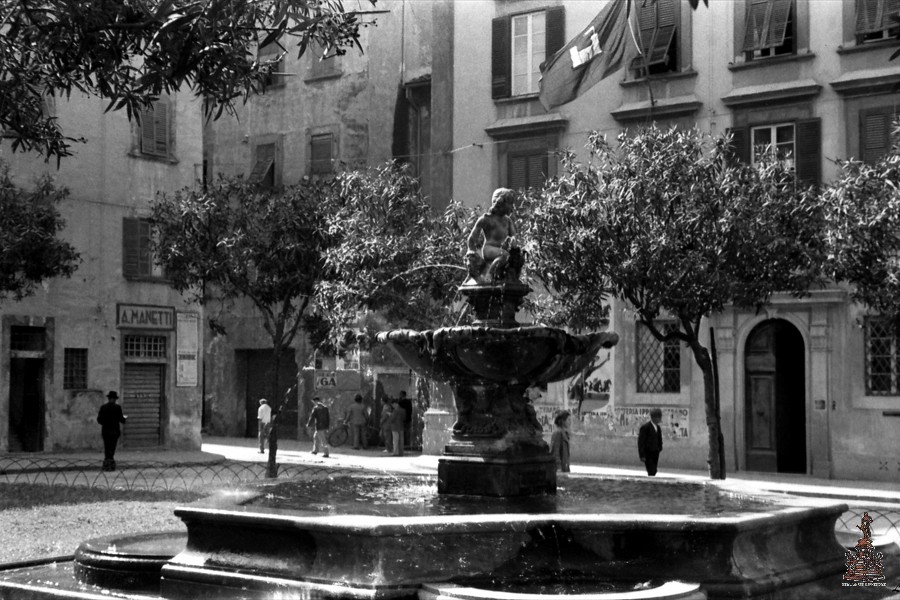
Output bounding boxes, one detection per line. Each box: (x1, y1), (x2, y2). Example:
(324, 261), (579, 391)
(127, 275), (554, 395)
(549, 410), (571, 473)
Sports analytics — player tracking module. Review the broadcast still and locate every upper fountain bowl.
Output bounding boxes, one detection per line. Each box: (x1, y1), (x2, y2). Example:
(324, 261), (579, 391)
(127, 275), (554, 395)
(376, 325), (618, 385)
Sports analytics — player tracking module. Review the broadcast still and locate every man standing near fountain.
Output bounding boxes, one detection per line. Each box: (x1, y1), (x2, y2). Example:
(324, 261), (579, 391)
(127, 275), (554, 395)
(638, 408), (664, 476)
(466, 187), (517, 282)
(307, 397), (330, 457)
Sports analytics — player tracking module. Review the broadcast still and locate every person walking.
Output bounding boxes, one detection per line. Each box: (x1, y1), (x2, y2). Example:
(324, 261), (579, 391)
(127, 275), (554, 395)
(307, 397), (330, 457)
(397, 390), (413, 450)
(388, 398), (406, 457)
(97, 391), (127, 471)
(549, 410), (571, 473)
(379, 396), (394, 453)
(638, 408), (664, 476)
(346, 394), (369, 450)
(257, 398), (272, 454)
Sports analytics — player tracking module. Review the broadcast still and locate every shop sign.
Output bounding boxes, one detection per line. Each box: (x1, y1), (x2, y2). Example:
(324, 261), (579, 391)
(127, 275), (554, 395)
(117, 304), (175, 330)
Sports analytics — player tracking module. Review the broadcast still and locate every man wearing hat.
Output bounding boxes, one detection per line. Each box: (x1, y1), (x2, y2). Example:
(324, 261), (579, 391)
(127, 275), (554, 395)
(97, 391), (127, 471)
(257, 398), (272, 454)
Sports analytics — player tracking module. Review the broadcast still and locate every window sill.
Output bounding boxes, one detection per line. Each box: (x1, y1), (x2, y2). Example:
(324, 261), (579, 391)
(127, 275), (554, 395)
(837, 39), (900, 55)
(494, 93), (541, 105)
(854, 395), (900, 410)
(123, 276), (170, 284)
(727, 51), (816, 72)
(305, 72), (342, 83)
(619, 69), (698, 89)
(127, 151), (178, 165)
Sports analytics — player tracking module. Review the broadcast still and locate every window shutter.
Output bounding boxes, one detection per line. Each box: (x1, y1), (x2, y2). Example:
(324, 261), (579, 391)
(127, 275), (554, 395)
(153, 101), (169, 157)
(527, 153), (548, 189)
(138, 219), (152, 275)
(795, 118), (821, 185)
(634, 1), (659, 67)
(509, 154), (528, 190)
(742, 0), (771, 51)
(765, 0), (793, 49)
(123, 218), (141, 278)
(727, 127), (751, 165)
(139, 108), (156, 156)
(310, 134), (333, 174)
(545, 6), (566, 61)
(861, 108), (894, 164)
(887, 0), (900, 26)
(491, 17), (511, 99)
(857, 0), (882, 33)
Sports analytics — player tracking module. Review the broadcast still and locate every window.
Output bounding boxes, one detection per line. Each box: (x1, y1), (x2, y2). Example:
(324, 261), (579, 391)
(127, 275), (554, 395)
(11, 326), (45, 352)
(249, 143), (276, 189)
(751, 122), (796, 168)
(637, 322), (680, 393)
(742, 0), (795, 60)
(258, 41), (285, 88)
(63, 348), (88, 389)
(860, 106), (898, 164)
(123, 335), (167, 359)
(492, 7), (564, 99)
(310, 133), (334, 174)
(857, 0), (900, 43)
(508, 150), (548, 190)
(307, 46), (341, 80)
(632, 0), (679, 77)
(728, 118), (820, 183)
(865, 318), (900, 395)
(139, 100), (170, 158)
(122, 218), (164, 280)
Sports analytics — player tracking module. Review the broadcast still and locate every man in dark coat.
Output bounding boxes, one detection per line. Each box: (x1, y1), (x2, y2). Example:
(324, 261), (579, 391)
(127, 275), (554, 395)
(97, 391), (127, 471)
(637, 407), (663, 476)
(397, 390), (413, 450)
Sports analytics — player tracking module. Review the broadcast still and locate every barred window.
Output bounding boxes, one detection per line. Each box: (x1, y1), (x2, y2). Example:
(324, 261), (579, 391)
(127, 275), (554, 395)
(865, 318), (900, 395)
(11, 326), (45, 351)
(123, 335), (167, 359)
(64, 348), (88, 389)
(637, 322), (681, 393)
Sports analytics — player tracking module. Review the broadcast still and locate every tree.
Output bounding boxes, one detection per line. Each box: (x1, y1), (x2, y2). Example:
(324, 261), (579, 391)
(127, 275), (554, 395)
(1, 0), (376, 160)
(823, 126), (900, 331)
(525, 125), (826, 479)
(150, 175), (333, 478)
(0, 162), (80, 299)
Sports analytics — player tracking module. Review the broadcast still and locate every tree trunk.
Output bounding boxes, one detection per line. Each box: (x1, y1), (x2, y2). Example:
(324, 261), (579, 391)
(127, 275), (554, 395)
(266, 346), (282, 479)
(687, 340), (726, 480)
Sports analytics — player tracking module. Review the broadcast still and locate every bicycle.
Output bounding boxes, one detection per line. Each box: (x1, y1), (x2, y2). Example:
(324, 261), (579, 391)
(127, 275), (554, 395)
(327, 423), (381, 448)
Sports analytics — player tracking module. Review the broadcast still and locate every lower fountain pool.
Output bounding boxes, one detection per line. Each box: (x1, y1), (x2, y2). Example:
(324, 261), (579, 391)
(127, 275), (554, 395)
(0, 474), (854, 600)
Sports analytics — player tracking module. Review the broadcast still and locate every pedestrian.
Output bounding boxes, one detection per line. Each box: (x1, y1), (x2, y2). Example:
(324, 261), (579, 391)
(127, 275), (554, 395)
(346, 394), (369, 450)
(549, 410), (571, 473)
(97, 391), (127, 471)
(397, 390), (413, 449)
(379, 396), (394, 453)
(307, 397), (330, 457)
(257, 398), (272, 454)
(388, 397), (406, 456)
(638, 408), (664, 476)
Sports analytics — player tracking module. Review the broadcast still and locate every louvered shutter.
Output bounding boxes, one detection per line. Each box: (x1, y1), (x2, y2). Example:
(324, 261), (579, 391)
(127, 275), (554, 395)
(727, 127), (751, 165)
(795, 118), (821, 185)
(857, 0), (883, 33)
(140, 102), (169, 158)
(765, 0), (793, 49)
(509, 152), (548, 190)
(310, 134), (333, 174)
(123, 363), (163, 447)
(861, 108), (894, 164)
(742, 0), (771, 51)
(633, 1), (659, 68)
(139, 108), (156, 156)
(492, 17), (511, 99)
(510, 154), (528, 190)
(527, 153), (548, 189)
(123, 218), (141, 278)
(250, 143), (276, 186)
(545, 7), (565, 61)
(651, 0), (677, 65)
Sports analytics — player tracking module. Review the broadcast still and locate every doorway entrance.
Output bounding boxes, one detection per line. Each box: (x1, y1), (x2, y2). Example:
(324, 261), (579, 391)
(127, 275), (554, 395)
(744, 319), (806, 473)
(240, 350), (298, 440)
(9, 358), (45, 452)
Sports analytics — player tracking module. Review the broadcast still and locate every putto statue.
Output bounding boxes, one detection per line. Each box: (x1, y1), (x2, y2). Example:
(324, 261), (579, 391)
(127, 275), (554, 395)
(465, 188), (524, 283)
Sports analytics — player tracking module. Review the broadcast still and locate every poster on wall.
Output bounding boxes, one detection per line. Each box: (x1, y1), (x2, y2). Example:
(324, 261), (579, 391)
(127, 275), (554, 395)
(568, 350), (614, 417)
(176, 312), (199, 387)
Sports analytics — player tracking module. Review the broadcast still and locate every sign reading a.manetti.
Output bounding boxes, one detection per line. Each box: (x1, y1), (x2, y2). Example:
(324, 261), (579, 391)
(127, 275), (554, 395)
(117, 304), (175, 330)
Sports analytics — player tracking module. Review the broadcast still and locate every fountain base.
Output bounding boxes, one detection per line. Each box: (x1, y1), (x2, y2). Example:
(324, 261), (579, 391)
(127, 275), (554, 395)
(438, 453), (557, 496)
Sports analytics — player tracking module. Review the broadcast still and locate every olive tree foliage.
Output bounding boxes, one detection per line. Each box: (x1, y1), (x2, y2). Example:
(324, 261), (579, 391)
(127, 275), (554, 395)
(0, 0), (375, 160)
(524, 125), (826, 479)
(823, 124), (900, 332)
(319, 163), (477, 348)
(0, 162), (80, 299)
(150, 176), (333, 477)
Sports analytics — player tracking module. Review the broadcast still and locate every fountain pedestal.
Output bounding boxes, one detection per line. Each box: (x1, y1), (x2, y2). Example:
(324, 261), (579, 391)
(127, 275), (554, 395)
(439, 439), (556, 496)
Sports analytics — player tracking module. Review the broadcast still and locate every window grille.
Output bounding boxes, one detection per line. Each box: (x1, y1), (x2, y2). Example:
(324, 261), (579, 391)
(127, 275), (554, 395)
(123, 335), (167, 359)
(11, 326), (45, 351)
(64, 348), (88, 389)
(637, 322), (680, 393)
(866, 318), (900, 395)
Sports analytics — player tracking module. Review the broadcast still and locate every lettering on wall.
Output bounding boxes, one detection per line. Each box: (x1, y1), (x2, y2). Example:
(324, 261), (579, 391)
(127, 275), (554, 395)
(117, 304), (175, 330)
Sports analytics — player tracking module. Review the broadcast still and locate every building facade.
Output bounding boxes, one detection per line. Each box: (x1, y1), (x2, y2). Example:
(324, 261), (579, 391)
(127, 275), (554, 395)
(433, 0), (900, 481)
(1, 91), (206, 453)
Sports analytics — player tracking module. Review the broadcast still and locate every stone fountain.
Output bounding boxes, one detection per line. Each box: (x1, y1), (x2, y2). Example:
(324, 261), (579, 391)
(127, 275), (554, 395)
(0, 189), (863, 600)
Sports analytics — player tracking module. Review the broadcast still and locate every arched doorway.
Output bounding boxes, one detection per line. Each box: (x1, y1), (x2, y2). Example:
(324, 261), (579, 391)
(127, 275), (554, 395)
(744, 320), (806, 473)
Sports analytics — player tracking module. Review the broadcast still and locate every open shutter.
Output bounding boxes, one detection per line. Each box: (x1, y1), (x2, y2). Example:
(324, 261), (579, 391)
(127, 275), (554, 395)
(765, 0), (792, 49)
(795, 118), (821, 185)
(633, 1), (659, 68)
(861, 107), (894, 164)
(727, 127), (751, 165)
(857, 0), (883, 33)
(123, 218), (141, 278)
(742, 0), (771, 51)
(153, 102), (169, 157)
(492, 17), (511, 99)
(545, 6), (566, 63)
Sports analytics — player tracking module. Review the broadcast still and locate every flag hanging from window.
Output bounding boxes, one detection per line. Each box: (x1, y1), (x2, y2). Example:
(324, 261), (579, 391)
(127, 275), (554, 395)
(538, 0), (634, 110)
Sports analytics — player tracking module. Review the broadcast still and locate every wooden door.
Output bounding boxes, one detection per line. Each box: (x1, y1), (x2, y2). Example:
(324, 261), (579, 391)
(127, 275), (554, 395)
(745, 325), (777, 471)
